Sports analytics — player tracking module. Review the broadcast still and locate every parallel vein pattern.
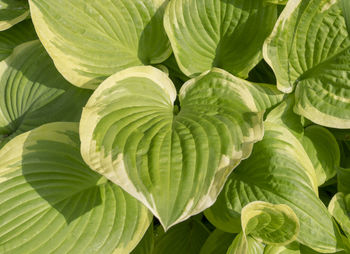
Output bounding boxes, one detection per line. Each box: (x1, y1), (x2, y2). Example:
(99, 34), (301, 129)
(205, 115), (342, 252)
(263, 0), (350, 128)
(164, 0), (277, 78)
(29, 0), (171, 89)
(0, 40), (91, 148)
(80, 66), (283, 229)
(0, 122), (152, 254)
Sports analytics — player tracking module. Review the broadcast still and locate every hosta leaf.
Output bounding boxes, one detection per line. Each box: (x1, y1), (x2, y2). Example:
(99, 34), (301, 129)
(206, 103), (343, 252)
(0, 0), (29, 31)
(264, 0), (350, 128)
(29, 0), (171, 89)
(164, 0), (277, 78)
(226, 232), (264, 254)
(199, 229), (235, 254)
(153, 219), (210, 254)
(341, 0), (350, 34)
(0, 20), (37, 61)
(329, 193), (350, 238)
(0, 122), (152, 254)
(301, 125), (340, 186)
(80, 65), (283, 229)
(264, 242), (301, 254)
(241, 201), (299, 245)
(338, 167), (350, 194)
(264, 0), (288, 5)
(0, 40), (91, 148)
(131, 223), (154, 254)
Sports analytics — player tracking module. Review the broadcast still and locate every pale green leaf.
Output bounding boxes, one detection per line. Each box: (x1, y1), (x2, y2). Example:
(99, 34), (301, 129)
(329, 193), (350, 238)
(0, 122), (152, 254)
(164, 0), (277, 78)
(199, 229), (235, 254)
(29, 0), (171, 89)
(241, 201), (300, 245)
(301, 125), (340, 186)
(264, 0), (350, 128)
(206, 117), (343, 252)
(0, 20), (37, 61)
(226, 232), (264, 254)
(264, 242), (301, 254)
(153, 219), (210, 254)
(0, 40), (91, 148)
(80, 66), (283, 229)
(264, 0), (288, 5)
(0, 0), (29, 31)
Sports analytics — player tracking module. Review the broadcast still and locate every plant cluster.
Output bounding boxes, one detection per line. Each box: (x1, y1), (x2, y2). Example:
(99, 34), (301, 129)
(1, 0), (350, 253)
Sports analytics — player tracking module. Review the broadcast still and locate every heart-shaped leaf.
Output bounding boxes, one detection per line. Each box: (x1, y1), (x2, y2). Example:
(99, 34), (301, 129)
(164, 0), (277, 78)
(0, 0), (29, 31)
(29, 0), (171, 89)
(263, 0), (350, 128)
(0, 122), (152, 254)
(0, 40), (91, 148)
(205, 102), (343, 252)
(80, 65), (283, 229)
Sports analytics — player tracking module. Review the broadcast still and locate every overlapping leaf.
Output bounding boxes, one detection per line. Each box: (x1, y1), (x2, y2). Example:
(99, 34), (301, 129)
(0, 40), (91, 148)
(264, 0), (350, 128)
(0, 20), (37, 61)
(329, 193), (350, 238)
(80, 65), (283, 229)
(0, 0), (29, 31)
(0, 122), (152, 254)
(241, 201), (299, 245)
(199, 229), (234, 254)
(205, 101), (343, 253)
(226, 232), (264, 254)
(164, 0), (277, 78)
(153, 219), (210, 254)
(29, 0), (171, 89)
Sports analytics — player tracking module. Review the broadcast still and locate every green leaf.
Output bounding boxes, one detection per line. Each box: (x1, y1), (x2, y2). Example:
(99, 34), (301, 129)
(338, 167), (350, 195)
(264, 0), (288, 5)
(0, 40), (91, 148)
(153, 219), (210, 254)
(341, 0), (350, 34)
(301, 125), (340, 186)
(0, 20), (37, 61)
(241, 201), (300, 245)
(264, 0), (350, 128)
(329, 193), (350, 238)
(80, 66), (283, 229)
(199, 229), (235, 254)
(264, 242), (301, 254)
(0, 0), (29, 31)
(131, 223), (154, 254)
(206, 113), (343, 252)
(226, 232), (264, 254)
(164, 0), (277, 78)
(29, 0), (171, 89)
(0, 122), (152, 254)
